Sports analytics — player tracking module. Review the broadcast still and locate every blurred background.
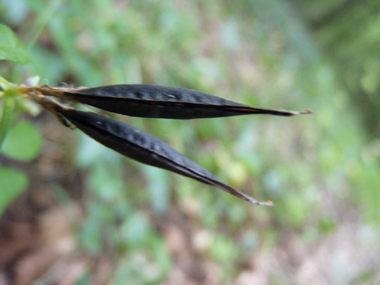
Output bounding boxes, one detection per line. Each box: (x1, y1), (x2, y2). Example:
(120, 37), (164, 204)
(1, 0), (380, 284)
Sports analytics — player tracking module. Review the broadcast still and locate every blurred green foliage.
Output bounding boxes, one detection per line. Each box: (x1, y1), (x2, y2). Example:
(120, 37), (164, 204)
(0, 117), (43, 214)
(0, 24), (30, 64)
(2, 120), (43, 161)
(0, 165), (28, 215)
(1, 0), (380, 283)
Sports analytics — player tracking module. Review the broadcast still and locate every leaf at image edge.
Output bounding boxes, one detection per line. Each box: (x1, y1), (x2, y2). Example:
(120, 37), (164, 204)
(0, 97), (15, 151)
(0, 24), (30, 64)
(0, 166), (28, 214)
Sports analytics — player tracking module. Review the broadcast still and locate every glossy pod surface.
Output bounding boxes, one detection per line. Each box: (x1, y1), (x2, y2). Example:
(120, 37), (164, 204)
(60, 84), (308, 119)
(56, 106), (272, 205)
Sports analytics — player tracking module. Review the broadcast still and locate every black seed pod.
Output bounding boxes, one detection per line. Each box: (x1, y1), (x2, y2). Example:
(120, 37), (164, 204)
(39, 84), (311, 119)
(50, 103), (272, 206)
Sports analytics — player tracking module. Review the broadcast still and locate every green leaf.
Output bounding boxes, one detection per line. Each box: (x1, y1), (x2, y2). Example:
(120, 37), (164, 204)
(2, 120), (44, 161)
(0, 166), (28, 214)
(0, 24), (30, 64)
(0, 97), (15, 151)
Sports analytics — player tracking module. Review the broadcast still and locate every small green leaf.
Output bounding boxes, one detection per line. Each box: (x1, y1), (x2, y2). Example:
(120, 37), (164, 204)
(0, 97), (15, 151)
(0, 166), (28, 214)
(0, 24), (30, 64)
(2, 120), (44, 161)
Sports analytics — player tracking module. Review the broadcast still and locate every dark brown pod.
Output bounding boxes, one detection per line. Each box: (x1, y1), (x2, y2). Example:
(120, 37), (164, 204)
(46, 101), (272, 206)
(38, 84), (311, 119)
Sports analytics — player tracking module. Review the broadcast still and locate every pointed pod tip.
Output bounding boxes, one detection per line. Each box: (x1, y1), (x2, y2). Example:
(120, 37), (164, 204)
(248, 198), (274, 206)
(301, 108), (313, 115)
(288, 108), (313, 116)
(260, 200), (274, 207)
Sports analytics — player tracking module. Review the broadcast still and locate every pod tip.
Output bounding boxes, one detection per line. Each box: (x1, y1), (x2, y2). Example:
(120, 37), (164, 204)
(287, 108), (312, 116)
(250, 199), (274, 206)
(260, 200), (274, 206)
(301, 108), (313, 115)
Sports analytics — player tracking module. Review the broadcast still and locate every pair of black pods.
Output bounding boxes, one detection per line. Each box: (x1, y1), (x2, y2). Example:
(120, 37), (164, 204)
(36, 84), (311, 206)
